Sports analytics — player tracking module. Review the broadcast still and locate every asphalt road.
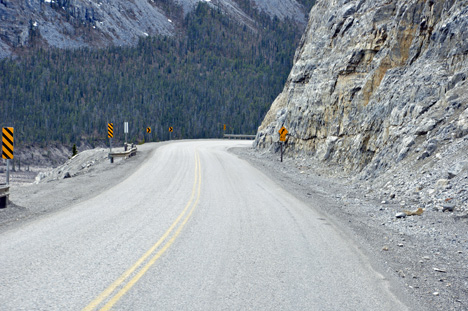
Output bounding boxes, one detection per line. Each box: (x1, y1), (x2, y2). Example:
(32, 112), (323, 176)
(0, 140), (412, 310)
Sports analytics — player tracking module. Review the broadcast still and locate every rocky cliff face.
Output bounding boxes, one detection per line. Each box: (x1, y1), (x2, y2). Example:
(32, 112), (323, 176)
(256, 0), (468, 206)
(0, 0), (306, 58)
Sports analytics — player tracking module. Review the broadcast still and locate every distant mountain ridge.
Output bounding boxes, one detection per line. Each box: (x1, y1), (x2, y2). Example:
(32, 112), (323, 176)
(1, 1), (314, 154)
(0, 0), (308, 58)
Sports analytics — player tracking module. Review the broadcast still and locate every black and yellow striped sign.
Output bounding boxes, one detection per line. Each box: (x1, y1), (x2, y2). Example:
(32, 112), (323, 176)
(2, 127), (14, 159)
(108, 123), (114, 138)
(169, 127), (173, 133)
(146, 127), (151, 133)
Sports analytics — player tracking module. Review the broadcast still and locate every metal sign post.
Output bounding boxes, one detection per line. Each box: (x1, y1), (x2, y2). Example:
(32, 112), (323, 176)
(6, 160), (9, 185)
(281, 142), (284, 163)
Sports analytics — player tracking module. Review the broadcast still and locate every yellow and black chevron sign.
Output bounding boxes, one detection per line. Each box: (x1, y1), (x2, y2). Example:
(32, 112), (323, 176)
(146, 127), (151, 133)
(2, 127), (14, 159)
(169, 127), (173, 133)
(108, 123), (114, 138)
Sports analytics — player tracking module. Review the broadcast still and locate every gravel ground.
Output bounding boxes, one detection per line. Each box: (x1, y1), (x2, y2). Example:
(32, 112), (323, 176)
(231, 145), (468, 311)
(0, 143), (164, 231)
(1, 141), (466, 310)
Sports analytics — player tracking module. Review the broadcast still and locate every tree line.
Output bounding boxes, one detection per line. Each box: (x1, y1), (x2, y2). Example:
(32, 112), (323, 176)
(0, 1), (313, 149)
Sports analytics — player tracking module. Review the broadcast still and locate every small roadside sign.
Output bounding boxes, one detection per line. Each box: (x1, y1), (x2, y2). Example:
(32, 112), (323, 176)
(279, 126), (288, 142)
(108, 123), (114, 138)
(223, 124), (226, 131)
(2, 127), (14, 184)
(2, 127), (14, 159)
(108, 123), (114, 155)
(146, 127), (151, 133)
(169, 127), (173, 133)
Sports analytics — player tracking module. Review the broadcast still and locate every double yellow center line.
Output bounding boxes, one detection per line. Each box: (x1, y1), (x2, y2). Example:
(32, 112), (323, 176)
(82, 151), (202, 311)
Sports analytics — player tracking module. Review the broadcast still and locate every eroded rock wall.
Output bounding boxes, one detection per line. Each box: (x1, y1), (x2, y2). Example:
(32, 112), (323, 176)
(256, 0), (468, 179)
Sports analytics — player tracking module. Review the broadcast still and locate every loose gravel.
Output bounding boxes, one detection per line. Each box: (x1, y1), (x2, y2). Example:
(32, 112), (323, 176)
(231, 145), (468, 311)
(0, 143), (164, 231)
(1, 141), (466, 311)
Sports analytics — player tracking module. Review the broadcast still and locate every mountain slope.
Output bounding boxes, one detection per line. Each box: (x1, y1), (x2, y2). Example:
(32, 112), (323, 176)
(0, 2), (307, 155)
(0, 0), (308, 58)
(255, 0), (467, 210)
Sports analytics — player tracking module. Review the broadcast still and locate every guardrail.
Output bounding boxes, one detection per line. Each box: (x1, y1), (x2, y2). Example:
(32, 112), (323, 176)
(224, 134), (256, 140)
(109, 146), (137, 163)
(0, 184), (9, 209)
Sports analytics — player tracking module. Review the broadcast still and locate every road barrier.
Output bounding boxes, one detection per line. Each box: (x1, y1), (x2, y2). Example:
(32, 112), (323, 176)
(223, 134), (256, 140)
(0, 184), (9, 209)
(109, 145), (137, 163)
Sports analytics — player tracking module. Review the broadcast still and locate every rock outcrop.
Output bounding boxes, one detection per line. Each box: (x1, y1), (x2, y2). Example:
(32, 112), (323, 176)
(0, 0), (306, 58)
(255, 0), (468, 208)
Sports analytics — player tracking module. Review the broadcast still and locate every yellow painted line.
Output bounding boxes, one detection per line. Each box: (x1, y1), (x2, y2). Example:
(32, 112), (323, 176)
(100, 154), (202, 311)
(82, 152), (201, 311)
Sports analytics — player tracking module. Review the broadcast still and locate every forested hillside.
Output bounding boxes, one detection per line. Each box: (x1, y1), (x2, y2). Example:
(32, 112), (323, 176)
(1, 1), (313, 148)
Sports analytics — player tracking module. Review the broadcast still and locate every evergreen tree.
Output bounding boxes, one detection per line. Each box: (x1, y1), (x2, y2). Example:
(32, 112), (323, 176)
(0, 2), (310, 148)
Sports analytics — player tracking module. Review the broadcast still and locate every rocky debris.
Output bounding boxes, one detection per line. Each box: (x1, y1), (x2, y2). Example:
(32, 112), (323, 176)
(254, 0), (468, 220)
(0, 143), (83, 185)
(396, 212), (407, 218)
(7, 143), (81, 168)
(2, 143), (155, 230)
(442, 203), (455, 212)
(34, 148), (111, 183)
(232, 146), (468, 311)
(404, 208), (424, 216)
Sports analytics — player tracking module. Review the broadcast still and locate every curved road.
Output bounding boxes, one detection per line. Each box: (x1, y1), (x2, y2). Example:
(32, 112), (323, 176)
(0, 140), (412, 310)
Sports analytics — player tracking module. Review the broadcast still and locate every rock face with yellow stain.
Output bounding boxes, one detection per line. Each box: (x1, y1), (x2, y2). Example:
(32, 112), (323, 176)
(255, 0), (468, 177)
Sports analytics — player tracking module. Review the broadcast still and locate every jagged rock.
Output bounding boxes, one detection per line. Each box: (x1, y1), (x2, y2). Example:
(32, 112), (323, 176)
(255, 0), (468, 194)
(395, 212), (407, 218)
(416, 119), (437, 136)
(448, 161), (468, 178)
(436, 179), (450, 190)
(456, 108), (468, 137)
(35, 148), (109, 183)
(404, 208), (424, 216)
(442, 203), (455, 212)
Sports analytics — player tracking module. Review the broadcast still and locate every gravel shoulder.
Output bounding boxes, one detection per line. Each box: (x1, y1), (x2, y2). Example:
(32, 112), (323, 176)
(1, 141), (466, 310)
(230, 145), (468, 311)
(0, 142), (164, 233)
